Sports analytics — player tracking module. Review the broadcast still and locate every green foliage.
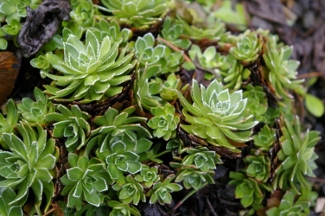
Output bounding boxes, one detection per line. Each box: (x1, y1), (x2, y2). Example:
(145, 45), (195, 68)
(178, 14), (225, 40)
(266, 188), (317, 216)
(134, 165), (160, 188)
(133, 64), (163, 111)
(147, 174), (182, 205)
(112, 175), (145, 205)
(182, 147), (222, 172)
(263, 36), (304, 100)
(229, 30), (263, 64)
(101, 0), (169, 27)
(178, 79), (258, 152)
(0, 187), (23, 216)
(17, 87), (55, 126)
(46, 104), (91, 152)
(108, 201), (140, 216)
(43, 28), (136, 103)
(135, 33), (183, 74)
(253, 124), (275, 151)
(148, 103), (180, 140)
(160, 17), (191, 49)
(0, 99), (19, 148)
(244, 151), (270, 182)
(157, 73), (188, 101)
(0, 123), (57, 210)
(0, 0), (322, 214)
(243, 84), (268, 121)
(97, 134), (152, 183)
(273, 116), (320, 194)
(305, 93), (324, 117)
(229, 171), (268, 209)
(60, 153), (110, 210)
(175, 168), (214, 190)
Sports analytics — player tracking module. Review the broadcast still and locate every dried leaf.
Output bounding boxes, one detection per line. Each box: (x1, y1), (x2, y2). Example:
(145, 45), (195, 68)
(0, 52), (21, 105)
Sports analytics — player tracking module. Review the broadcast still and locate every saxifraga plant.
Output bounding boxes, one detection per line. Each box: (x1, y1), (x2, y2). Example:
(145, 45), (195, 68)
(60, 153), (111, 210)
(177, 79), (258, 152)
(42, 28), (137, 103)
(0, 122), (58, 213)
(0, 0), (322, 214)
(272, 116), (320, 194)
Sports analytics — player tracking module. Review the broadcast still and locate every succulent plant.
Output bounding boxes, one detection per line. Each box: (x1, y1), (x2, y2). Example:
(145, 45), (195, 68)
(0, 187), (23, 216)
(147, 103), (180, 140)
(229, 31), (263, 64)
(273, 116), (320, 194)
(0, 99), (19, 149)
(182, 147), (222, 172)
(243, 84), (268, 121)
(0, 123), (58, 210)
(60, 153), (110, 210)
(101, 0), (169, 27)
(134, 165), (160, 188)
(147, 174), (182, 205)
(135, 33), (164, 66)
(86, 106), (151, 154)
(156, 73), (188, 101)
(220, 57), (250, 90)
(95, 19), (132, 46)
(175, 168), (214, 190)
(178, 79), (258, 152)
(97, 134), (152, 184)
(188, 45), (218, 69)
(178, 14), (225, 40)
(253, 124), (275, 151)
(160, 16), (191, 49)
(42, 28), (137, 103)
(30, 54), (52, 74)
(229, 171), (268, 209)
(266, 188), (317, 216)
(133, 64), (163, 111)
(262, 35), (304, 100)
(17, 87), (55, 126)
(112, 175), (145, 205)
(244, 151), (270, 182)
(45, 104), (91, 152)
(108, 201), (140, 216)
(68, 0), (95, 28)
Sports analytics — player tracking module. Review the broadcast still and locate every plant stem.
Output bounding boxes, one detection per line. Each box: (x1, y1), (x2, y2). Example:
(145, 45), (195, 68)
(171, 182), (209, 214)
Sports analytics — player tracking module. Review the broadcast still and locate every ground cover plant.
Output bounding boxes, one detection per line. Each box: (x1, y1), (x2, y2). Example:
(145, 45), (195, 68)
(0, 0), (323, 215)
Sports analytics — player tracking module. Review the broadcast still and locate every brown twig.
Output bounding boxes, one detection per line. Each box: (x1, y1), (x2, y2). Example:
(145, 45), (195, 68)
(157, 36), (192, 62)
(297, 71), (324, 79)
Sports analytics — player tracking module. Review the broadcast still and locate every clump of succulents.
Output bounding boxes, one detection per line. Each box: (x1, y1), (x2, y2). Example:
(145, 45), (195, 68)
(0, 0), (322, 215)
